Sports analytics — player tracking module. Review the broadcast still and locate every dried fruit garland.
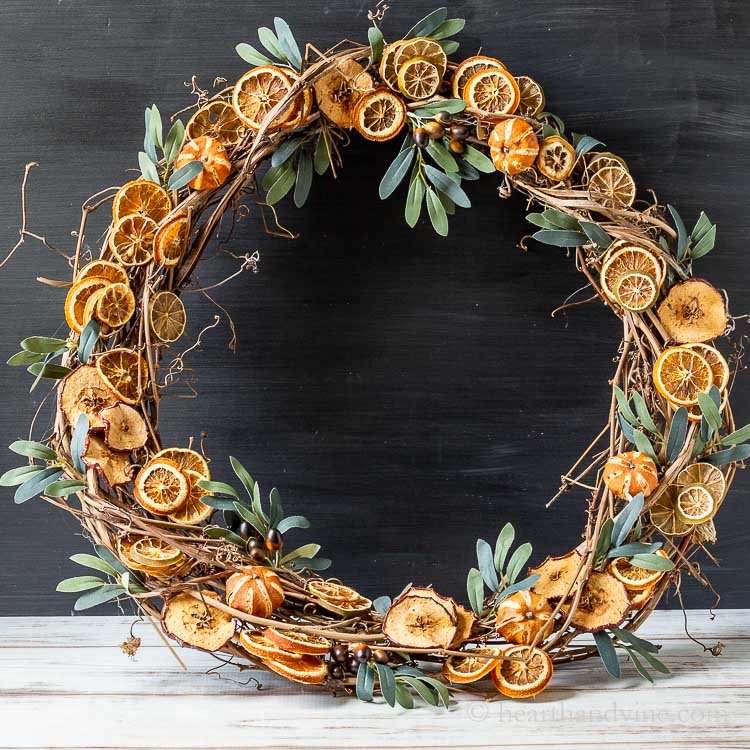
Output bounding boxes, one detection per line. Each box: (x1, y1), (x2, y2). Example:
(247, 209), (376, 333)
(2, 7), (748, 707)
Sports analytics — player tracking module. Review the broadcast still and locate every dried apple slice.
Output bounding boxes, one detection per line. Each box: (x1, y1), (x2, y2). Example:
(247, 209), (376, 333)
(562, 571), (630, 632)
(657, 279), (728, 343)
(382, 586), (458, 649)
(100, 403), (148, 451)
(313, 58), (373, 128)
(59, 365), (119, 429)
(162, 590), (235, 652)
(530, 550), (582, 600)
(81, 434), (134, 487)
(449, 603), (475, 649)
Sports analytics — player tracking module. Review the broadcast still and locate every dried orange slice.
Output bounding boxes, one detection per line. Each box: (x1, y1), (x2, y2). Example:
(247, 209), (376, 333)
(393, 37), (447, 81)
(152, 447), (210, 480)
(614, 271), (658, 312)
(629, 585), (654, 610)
(353, 88), (407, 142)
(492, 645), (553, 698)
(232, 65), (297, 132)
(94, 282), (136, 329)
(443, 647), (502, 684)
(150, 290), (186, 343)
(307, 580), (361, 604)
(653, 346), (713, 406)
(64, 276), (111, 334)
(450, 55), (505, 99)
(96, 348), (149, 405)
(186, 100), (246, 146)
(397, 56), (441, 100)
(153, 213), (190, 267)
(134, 458), (189, 515)
(112, 179), (172, 223)
(464, 68), (520, 117)
(278, 69), (316, 131)
(675, 484), (717, 525)
(264, 627), (331, 655)
(379, 40), (406, 91)
(515, 75), (545, 118)
(683, 344), (729, 392)
(263, 653), (327, 685)
(174, 136), (232, 191)
(238, 630), (303, 661)
(600, 244), (664, 302)
(588, 165), (636, 210)
(75, 259), (129, 286)
(168, 469), (214, 525)
(536, 135), (576, 181)
(130, 536), (184, 568)
(109, 215), (157, 267)
(608, 550), (670, 591)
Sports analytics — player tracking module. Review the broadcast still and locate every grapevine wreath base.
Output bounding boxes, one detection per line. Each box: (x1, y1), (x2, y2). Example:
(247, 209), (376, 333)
(3, 7), (748, 707)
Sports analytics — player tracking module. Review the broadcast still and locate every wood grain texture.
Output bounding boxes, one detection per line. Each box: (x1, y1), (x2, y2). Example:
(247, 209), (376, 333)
(0, 1), (748, 615)
(1, 610), (748, 749)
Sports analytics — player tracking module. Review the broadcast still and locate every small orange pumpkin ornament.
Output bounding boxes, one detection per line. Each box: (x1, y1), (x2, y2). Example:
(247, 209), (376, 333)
(174, 135), (232, 191)
(495, 589), (554, 645)
(488, 117), (539, 175)
(225, 566), (284, 617)
(603, 450), (659, 499)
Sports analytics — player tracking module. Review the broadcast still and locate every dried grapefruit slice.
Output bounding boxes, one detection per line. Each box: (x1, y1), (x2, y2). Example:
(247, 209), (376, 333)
(96, 348), (149, 405)
(588, 165), (636, 209)
(153, 212), (190, 267)
(515, 75), (545, 118)
(464, 68), (520, 117)
(492, 645), (553, 698)
(443, 647), (502, 684)
(112, 179), (172, 223)
(152, 447), (210, 480)
(397, 56), (441, 100)
(653, 346), (713, 406)
(134, 458), (189, 515)
(150, 290), (186, 343)
(264, 627), (331, 655)
(608, 550), (669, 591)
(186, 100), (246, 147)
(75, 259), (129, 286)
(64, 276), (111, 334)
(168, 469), (214, 525)
(232, 65), (297, 132)
(353, 89), (407, 142)
(450, 55), (505, 99)
(109, 215), (157, 267)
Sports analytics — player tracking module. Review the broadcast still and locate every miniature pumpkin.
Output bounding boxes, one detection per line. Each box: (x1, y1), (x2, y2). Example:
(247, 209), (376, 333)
(226, 565), (284, 618)
(174, 135), (232, 191)
(602, 451), (659, 499)
(495, 589), (554, 645)
(488, 117), (539, 175)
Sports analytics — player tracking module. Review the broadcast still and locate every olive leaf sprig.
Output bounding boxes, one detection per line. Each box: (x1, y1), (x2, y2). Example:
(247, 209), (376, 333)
(356, 661), (450, 709)
(594, 627), (670, 683)
(236, 17), (302, 71)
(664, 205), (717, 263)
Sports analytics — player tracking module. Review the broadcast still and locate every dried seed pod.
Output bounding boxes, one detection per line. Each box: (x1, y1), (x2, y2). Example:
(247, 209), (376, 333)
(529, 549), (582, 600)
(59, 365), (119, 429)
(81, 434), (134, 488)
(226, 566), (284, 618)
(562, 571), (630, 632)
(313, 59), (374, 129)
(657, 279), (728, 343)
(100, 402), (148, 451)
(162, 590), (235, 652)
(382, 586), (458, 649)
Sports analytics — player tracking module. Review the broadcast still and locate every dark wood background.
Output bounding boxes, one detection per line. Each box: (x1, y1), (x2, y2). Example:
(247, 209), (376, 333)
(0, 0), (747, 615)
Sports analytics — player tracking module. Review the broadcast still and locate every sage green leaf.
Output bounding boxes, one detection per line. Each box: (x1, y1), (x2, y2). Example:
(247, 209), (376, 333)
(144, 124), (158, 164)
(276, 515), (310, 533)
(456, 159), (480, 181)
(74, 584), (125, 611)
(314, 132), (330, 175)
(70, 553), (117, 577)
(697, 390), (722, 433)
(94, 544), (128, 574)
(416, 676), (450, 708)
(630, 553), (675, 571)
(610, 625), (659, 653)
(149, 104), (163, 148)
(690, 224), (716, 259)
(705, 445), (750, 466)
(497, 574), (540, 600)
(614, 385), (637, 426)
(579, 220), (611, 250)
(632, 391), (659, 433)
(230, 456), (255, 498)
(405, 7), (448, 39)
(7, 350), (43, 366)
(439, 40), (460, 55)
(280, 543), (321, 565)
(414, 98), (465, 116)
(45, 479), (86, 497)
(138, 151), (160, 184)
(494, 522), (515, 571)
(541, 208), (580, 230)
(636, 647), (670, 674)
(667, 205), (688, 259)
(21, 336), (67, 353)
(290, 556), (331, 572)
(168, 161), (203, 191)
(70, 413), (89, 474)
(405, 169), (425, 228)
(573, 134), (605, 155)
(56, 575), (106, 593)
(691, 211), (713, 243)
(271, 137), (304, 168)
(356, 662), (375, 702)
(9, 440), (57, 461)
(593, 517), (614, 562)
(0, 464), (47, 486)
(258, 27), (286, 62)
(626, 649), (654, 683)
(430, 18), (465, 40)
(618, 413), (635, 443)
(606, 541), (661, 558)
(541, 122), (556, 139)
(368, 26), (384, 65)
(476, 538), (499, 591)
(274, 17), (302, 69)
(252, 481), (265, 523)
(15, 467), (62, 504)
(426, 187), (448, 236)
(265, 162), (296, 205)
(526, 212), (559, 230)
(540, 111), (565, 133)
(268, 487), (284, 528)
(424, 165), (470, 207)
(461, 144), (495, 173)
(163, 119), (185, 165)
(79, 319), (100, 364)
(197, 480), (239, 500)
(236, 42), (275, 67)
(372, 596), (391, 615)
(376, 663), (397, 707)
(466, 566), (484, 615)
(398, 675), (438, 706)
(506, 542), (532, 583)
(531, 230), (588, 247)
(612, 493), (644, 547)
(379, 146), (415, 199)
(27, 362), (71, 380)
(632, 429), (658, 464)
(232, 502), (266, 535)
(294, 151), (313, 208)
(721, 423), (750, 446)
(204, 526), (246, 547)
(666, 407), (689, 464)
(594, 630), (620, 678)
(425, 140), (458, 172)
(394, 682), (414, 709)
(438, 191), (455, 215)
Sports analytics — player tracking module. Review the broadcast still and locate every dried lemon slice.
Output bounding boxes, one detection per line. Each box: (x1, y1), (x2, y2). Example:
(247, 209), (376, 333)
(515, 75), (545, 118)
(393, 37), (447, 80)
(675, 462), (726, 504)
(443, 647), (502, 684)
(397, 56), (441, 100)
(96, 348), (149, 405)
(653, 346), (713, 406)
(536, 135), (576, 182)
(112, 179), (172, 223)
(353, 88), (407, 142)
(676, 485), (717, 525)
(134, 459), (189, 515)
(150, 290), (186, 343)
(492, 645), (554, 698)
(379, 39), (406, 91)
(588, 165), (636, 209)
(650, 488), (691, 537)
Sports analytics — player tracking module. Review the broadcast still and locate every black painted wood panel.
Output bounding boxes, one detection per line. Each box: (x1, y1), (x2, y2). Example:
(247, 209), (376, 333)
(0, 0), (747, 615)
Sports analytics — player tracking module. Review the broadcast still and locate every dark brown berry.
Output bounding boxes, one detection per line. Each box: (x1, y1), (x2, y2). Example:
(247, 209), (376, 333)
(413, 127), (429, 148)
(435, 110), (452, 124)
(330, 664), (345, 680)
(423, 120), (445, 140)
(248, 546), (266, 563)
(448, 139), (465, 154)
(332, 644), (349, 663)
(265, 528), (283, 551)
(238, 521), (252, 540)
(450, 123), (469, 141)
(347, 654), (360, 673)
(354, 644), (372, 663)
(373, 649), (389, 665)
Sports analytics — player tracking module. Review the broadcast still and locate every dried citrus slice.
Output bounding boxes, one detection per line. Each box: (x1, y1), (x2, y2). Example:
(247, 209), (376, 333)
(653, 346), (713, 406)
(675, 462), (726, 504)
(379, 40), (406, 91)
(683, 344), (729, 392)
(153, 213), (190, 267)
(649, 488), (691, 536)
(262, 653), (328, 684)
(232, 65), (297, 132)
(96, 348), (149, 405)
(587, 151), (629, 174)
(676, 485), (716, 525)
(278, 68), (316, 131)
(515, 75), (545, 118)
(352, 88), (407, 142)
(393, 37), (447, 80)
(174, 136), (232, 191)
(109, 215), (157, 267)
(492, 645), (553, 698)
(443, 647), (502, 684)
(134, 458), (189, 515)
(94, 282), (136, 329)
(239, 630), (303, 661)
(75, 259), (129, 286)
(130, 536), (184, 568)
(186, 100), (246, 146)
(168, 469), (214, 525)
(608, 550), (669, 591)
(150, 290), (186, 343)
(112, 179), (172, 223)
(152, 447), (210, 480)
(614, 271), (658, 312)
(464, 68), (520, 117)
(264, 627), (331, 655)
(397, 56), (441, 100)
(536, 135), (576, 181)
(588, 165), (636, 210)
(450, 55), (505, 99)
(600, 244), (664, 302)
(307, 580), (361, 604)
(64, 276), (111, 334)
(628, 584), (654, 610)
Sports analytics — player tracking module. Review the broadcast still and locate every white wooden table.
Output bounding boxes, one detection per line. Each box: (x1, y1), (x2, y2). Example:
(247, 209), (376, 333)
(1, 610), (747, 749)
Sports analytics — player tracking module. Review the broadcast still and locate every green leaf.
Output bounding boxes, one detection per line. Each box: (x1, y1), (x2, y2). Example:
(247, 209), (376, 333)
(9, 440), (57, 461)
(612, 493), (644, 547)
(356, 662), (375, 702)
(430, 18), (465, 39)
(26, 362), (71, 380)
(95, 544), (128, 574)
(168, 161), (203, 191)
(78, 319), (100, 364)
(405, 169), (425, 228)
(398, 675), (438, 706)
(541, 209), (580, 230)
(294, 151), (313, 208)
(313, 132), (330, 175)
(289, 556), (331, 572)
(70, 413), (89, 474)
(532, 229), (588, 247)
(635, 647), (670, 674)
(229, 456), (256, 499)
(197, 480), (240, 501)
(630, 553), (675, 572)
(405, 7), (448, 39)
(424, 165), (470, 207)
(274, 17), (302, 70)
(416, 676), (450, 708)
(721, 423), (750, 446)
(276, 515), (310, 533)
(271, 137), (304, 168)
(438, 40), (460, 55)
(149, 104), (163, 148)
(379, 146), (415, 199)
(438, 190), (455, 215)
(368, 26), (384, 65)
(144, 127), (157, 164)
(618, 413), (635, 443)
(574, 134), (605, 155)
(204, 526), (246, 547)
(594, 630), (620, 678)
(632, 429), (658, 465)
(607, 541), (661, 558)
(138, 151), (160, 184)
(232, 502), (266, 536)
(627, 649), (654, 683)
(506, 542), (532, 583)
(476, 538), (499, 591)
(613, 385), (637, 426)
(462, 144), (495, 173)
(258, 27), (287, 62)
(667, 205), (688, 260)
(425, 140), (459, 172)
(21, 336), (67, 353)
(594, 517), (614, 562)
(610, 625), (659, 653)
(579, 220), (611, 250)
(631, 391), (659, 433)
(14, 467), (62, 504)
(705, 445), (750, 466)
(45, 479), (86, 497)
(494, 522), (515, 571)
(394, 682), (414, 709)
(268, 487), (284, 528)
(497, 574), (540, 600)
(425, 187), (448, 236)
(466, 566), (484, 615)
(697, 390), (722, 433)
(70, 553), (117, 577)
(373, 596), (391, 615)
(7, 350), (43, 366)
(690, 224), (716, 259)
(163, 119), (185, 165)
(56, 575), (106, 593)
(74, 584), (125, 611)
(666, 407), (689, 464)
(264, 162), (296, 205)
(375, 663), (397, 707)
(413, 98), (466, 116)
(691, 211), (713, 243)
(526, 212), (559, 230)
(280, 543), (321, 565)
(236, 42), (275, 67)
(0, 464), (47, 486)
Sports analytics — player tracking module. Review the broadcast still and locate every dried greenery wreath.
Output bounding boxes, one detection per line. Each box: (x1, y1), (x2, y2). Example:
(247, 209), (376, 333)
(2, 6), (748, 707)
